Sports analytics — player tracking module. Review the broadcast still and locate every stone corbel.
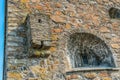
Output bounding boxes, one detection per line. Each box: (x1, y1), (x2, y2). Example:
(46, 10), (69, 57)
(32, 40), (52, 50)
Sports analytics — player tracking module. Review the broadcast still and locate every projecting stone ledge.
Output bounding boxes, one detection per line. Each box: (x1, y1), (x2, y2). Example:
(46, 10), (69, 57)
(25, 13), (54, 48)
(66, 67), (120, 73)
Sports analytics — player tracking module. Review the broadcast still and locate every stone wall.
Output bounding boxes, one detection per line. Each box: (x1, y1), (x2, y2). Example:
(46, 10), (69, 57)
(6, 0), (120, 80)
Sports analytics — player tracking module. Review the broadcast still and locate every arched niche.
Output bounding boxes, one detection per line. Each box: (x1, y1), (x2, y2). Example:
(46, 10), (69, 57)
(109, 7), (120, 19)
(67, 33), (116, 68)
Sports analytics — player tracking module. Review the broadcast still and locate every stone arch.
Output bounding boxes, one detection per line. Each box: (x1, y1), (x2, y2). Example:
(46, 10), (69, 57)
(67, 33), (115, 68)
(58, 28), (116, 70)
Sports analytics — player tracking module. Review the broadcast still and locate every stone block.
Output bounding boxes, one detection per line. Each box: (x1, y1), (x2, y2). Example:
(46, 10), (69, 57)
(111, 38), (120, 42)
(98, 72), (109, 77)
(70, 74), (79, 79)
(35, 5), (43, 10)
(65, 23), (71, 29)
(55, 3), (62, 8)
(52, 28), (63, 33)
(94, 77), (101, 80)
(49, 47), (57, 52)
(102, 77), (112, 80)
(7, 72), (22, 79)
(111, 44), (120, 49)
(51, 34), (58, 41)
(50, 15), (67, 23)
(54, 11), (63, 15)
(7, 42), (19, 47)
(100, 27), (110, 33)
(84, 72), (97, 79)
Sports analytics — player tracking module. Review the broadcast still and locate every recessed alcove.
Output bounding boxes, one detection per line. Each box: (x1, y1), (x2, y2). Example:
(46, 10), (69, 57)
(67, 33), (116, 70)
(109, 7), (120, 19)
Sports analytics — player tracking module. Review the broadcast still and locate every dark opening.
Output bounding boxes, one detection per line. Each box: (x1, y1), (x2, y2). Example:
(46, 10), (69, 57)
(109, 7), (120, 19)
(38, 19), (42, 23)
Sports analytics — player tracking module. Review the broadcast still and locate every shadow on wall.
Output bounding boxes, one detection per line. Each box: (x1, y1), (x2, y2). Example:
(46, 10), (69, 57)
(7, 15), (52, 59)
(7, 22), (28, 59)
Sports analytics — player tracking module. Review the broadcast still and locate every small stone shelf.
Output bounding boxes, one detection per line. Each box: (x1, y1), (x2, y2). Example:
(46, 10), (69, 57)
(66, 67), (120, 73)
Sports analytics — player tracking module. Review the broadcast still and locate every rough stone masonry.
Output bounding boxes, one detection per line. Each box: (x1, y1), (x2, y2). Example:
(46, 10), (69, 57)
(6, 0), (120, 80)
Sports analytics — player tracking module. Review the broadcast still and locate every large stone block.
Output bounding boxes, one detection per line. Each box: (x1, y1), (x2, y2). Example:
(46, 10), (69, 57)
(26, 13), (53, 47)
(23, 13), (58, 58)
